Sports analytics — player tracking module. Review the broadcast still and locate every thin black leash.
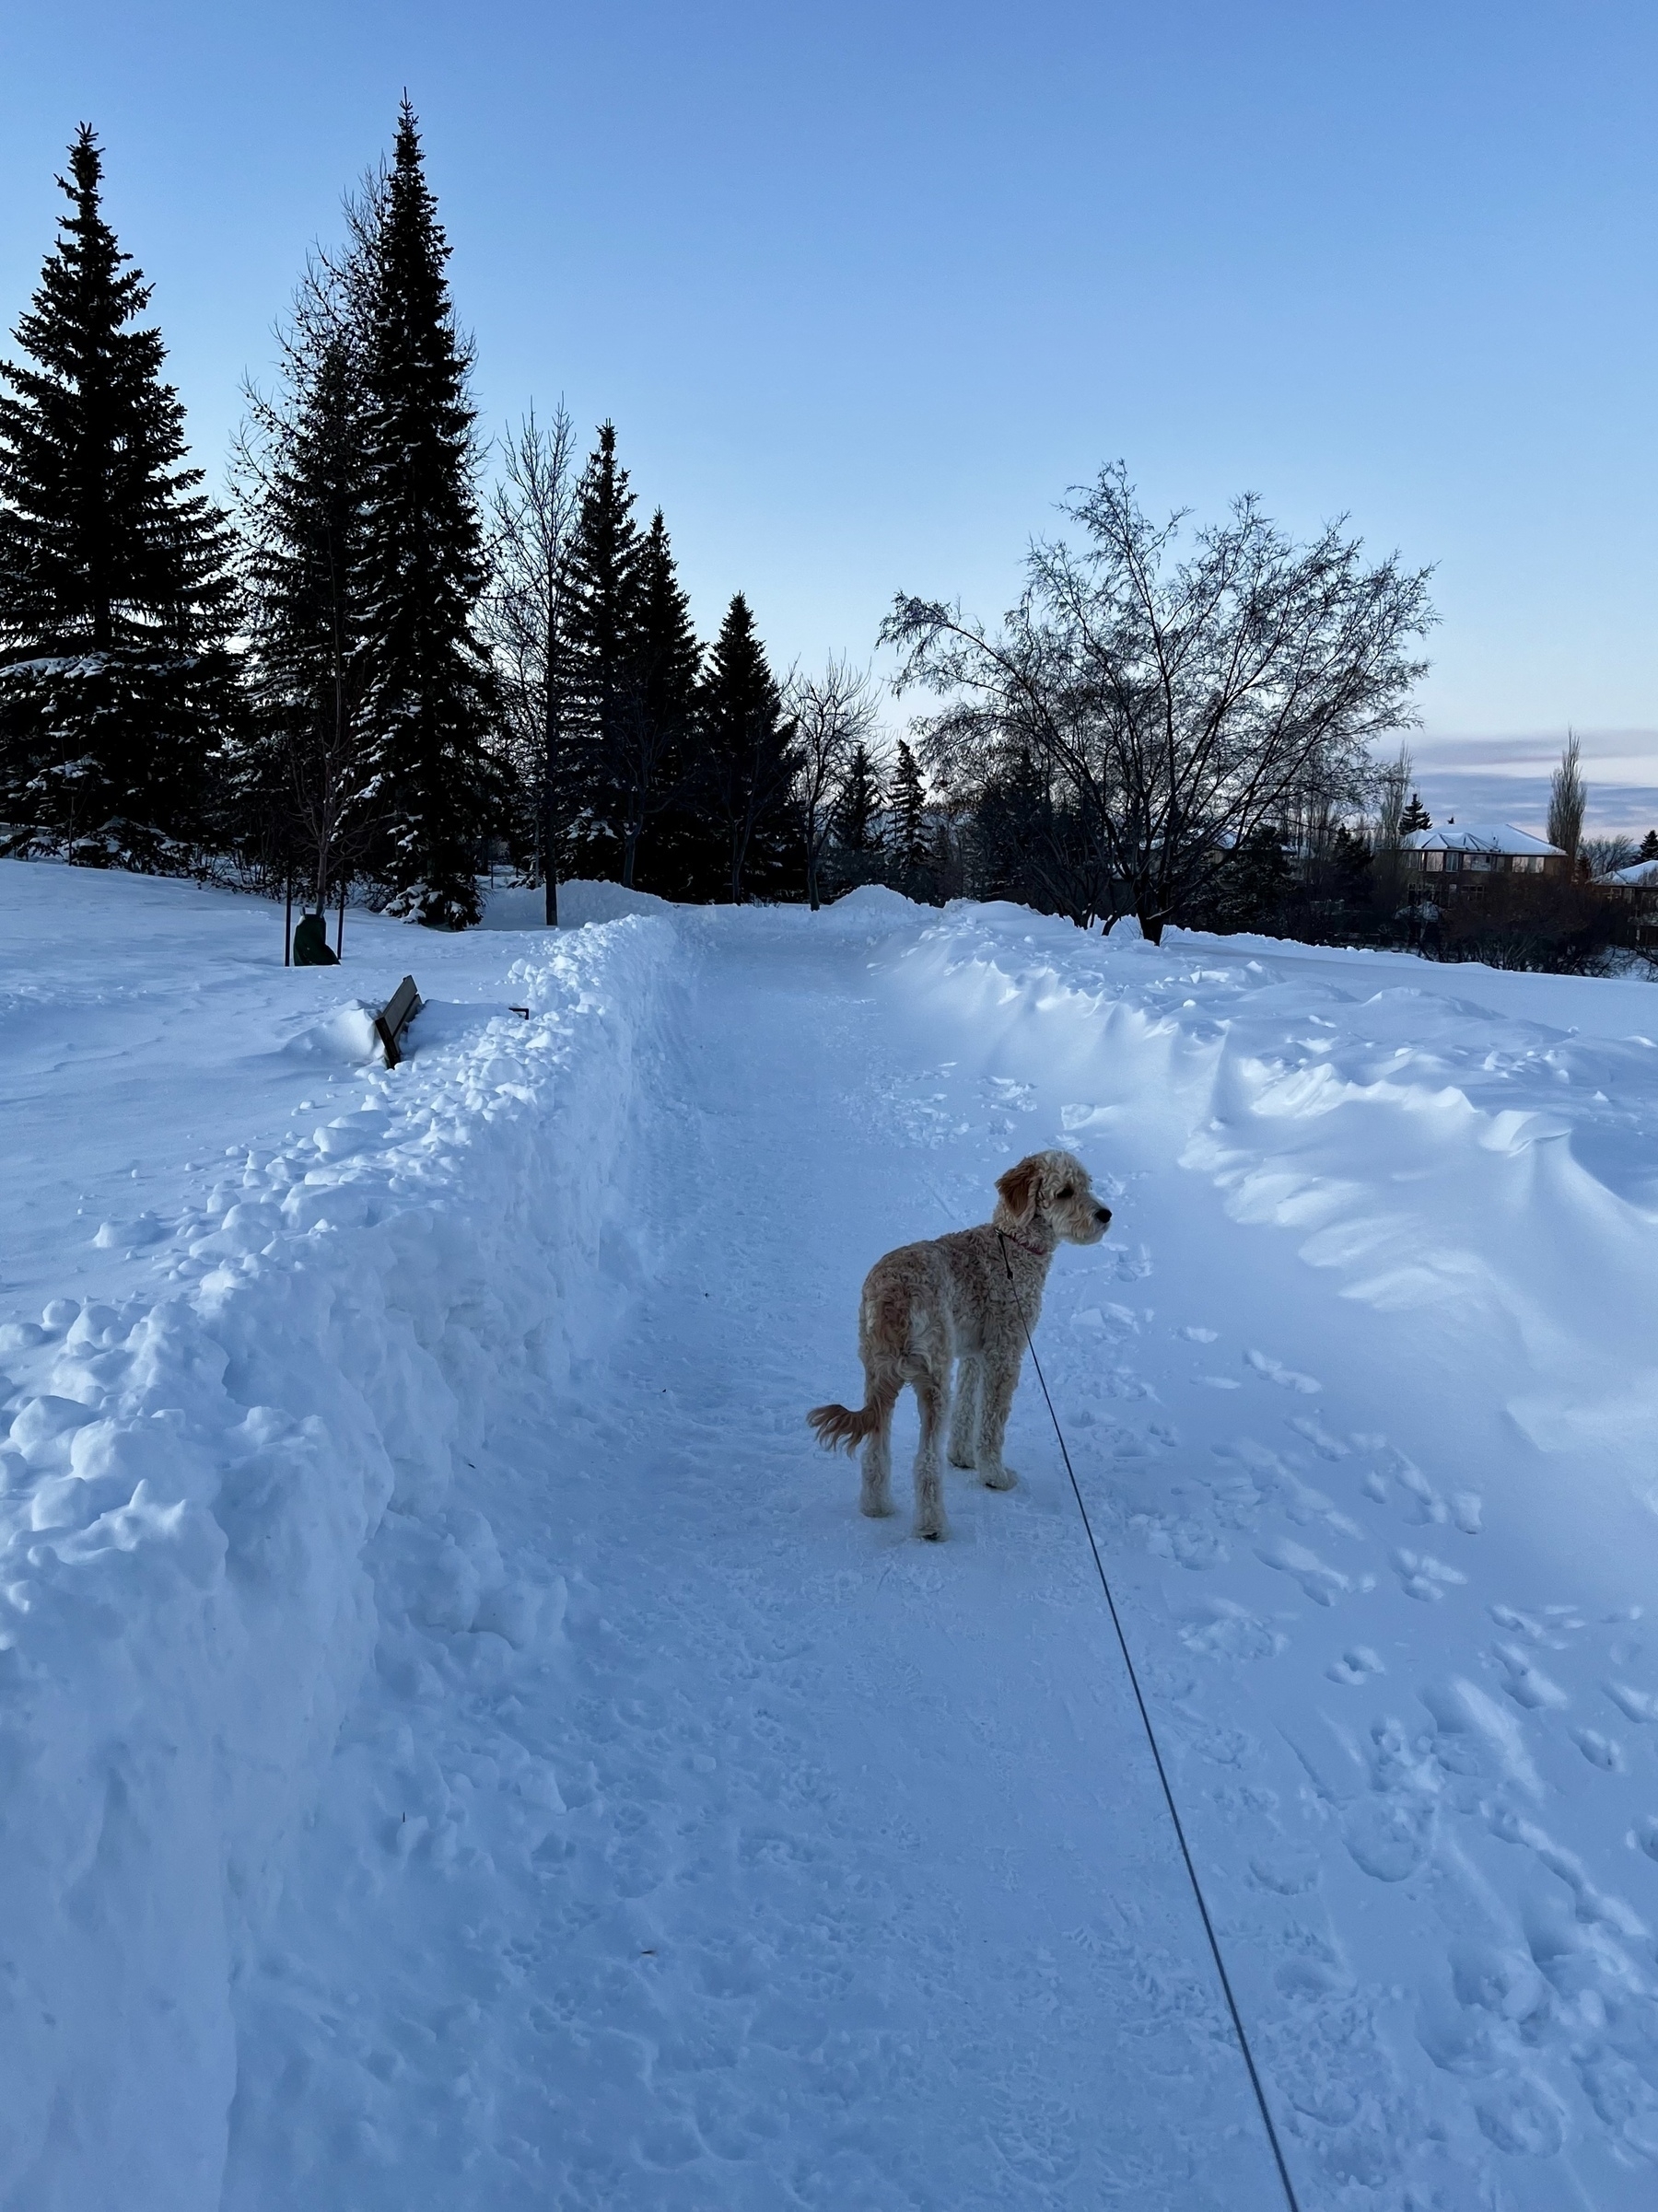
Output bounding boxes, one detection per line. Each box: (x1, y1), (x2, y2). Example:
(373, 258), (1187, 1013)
(997, 1231), (1305, 2212)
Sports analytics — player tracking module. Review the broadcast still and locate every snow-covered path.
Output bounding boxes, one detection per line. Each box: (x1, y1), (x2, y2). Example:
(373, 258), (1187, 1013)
(10, 866), (1658, 2209)
(221, 910), (1277, 2210)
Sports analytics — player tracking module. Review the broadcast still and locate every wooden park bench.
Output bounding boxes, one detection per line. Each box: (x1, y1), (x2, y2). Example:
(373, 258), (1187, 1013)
(374, 976), (422, 1068)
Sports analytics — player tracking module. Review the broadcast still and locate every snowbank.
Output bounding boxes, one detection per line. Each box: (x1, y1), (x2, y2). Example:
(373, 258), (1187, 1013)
(555, 878), (676, 927)
(0, 913), (679, 2210)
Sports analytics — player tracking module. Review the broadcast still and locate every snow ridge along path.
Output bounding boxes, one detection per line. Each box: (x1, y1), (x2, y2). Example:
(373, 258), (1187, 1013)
(0, 891), (679, 2208)
(7, 867), (1658, 2207)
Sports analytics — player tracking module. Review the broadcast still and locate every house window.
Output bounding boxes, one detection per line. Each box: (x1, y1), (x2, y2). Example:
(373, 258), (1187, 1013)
(1424, 850), (1443, 872)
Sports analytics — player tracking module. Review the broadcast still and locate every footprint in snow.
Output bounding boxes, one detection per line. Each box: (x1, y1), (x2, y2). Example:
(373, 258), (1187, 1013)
(1452, 1491), (1483, 1534)
(1245, 1349), (1321, 1393)
(1249, 1843), (1321, 1894)
(1342, 1792), (1434, 1881)
(1492, 1643), (1567, 1710)
(1605, 1682), (1658, 1723)
(1571, 1728), (1625, 1771)
(1255, 1536), (1352, 1607)
(1326, 1646), (1384, 1685)
(1392, 1549), (1467, 1601)
(1395, 1465), (1449, 1525)
(1287, 1414), (1349, 1461)
(1474, 2074), (1567, 2158)
(1139, 1517), (1227, 1570)
(1177, 1324), (1218, 1343)
(1490, 1601), (1582, 1647)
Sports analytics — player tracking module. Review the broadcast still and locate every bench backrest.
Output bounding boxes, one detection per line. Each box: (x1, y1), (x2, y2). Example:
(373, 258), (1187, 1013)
(374, 975), (422, 1068)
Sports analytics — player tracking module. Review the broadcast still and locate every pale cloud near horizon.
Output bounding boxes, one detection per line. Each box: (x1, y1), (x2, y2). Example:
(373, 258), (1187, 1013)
(1385, 729), (1658, 838)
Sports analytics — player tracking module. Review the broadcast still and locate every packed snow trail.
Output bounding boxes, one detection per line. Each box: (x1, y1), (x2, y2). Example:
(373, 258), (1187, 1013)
(221, 901), (1278, 2211)
(11, 866), (1658, 2206)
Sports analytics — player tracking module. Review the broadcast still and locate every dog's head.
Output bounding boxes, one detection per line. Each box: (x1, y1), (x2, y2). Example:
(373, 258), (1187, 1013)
(994, 1149), (1112, 1246)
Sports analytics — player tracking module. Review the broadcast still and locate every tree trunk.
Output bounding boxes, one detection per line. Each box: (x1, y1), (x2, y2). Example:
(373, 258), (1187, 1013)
(622, 824), (638, 890)
(542, 694), (559, 926)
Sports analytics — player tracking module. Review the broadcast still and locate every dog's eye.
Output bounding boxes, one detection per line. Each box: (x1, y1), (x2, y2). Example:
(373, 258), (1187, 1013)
(1056, 1185), (1073, 1200)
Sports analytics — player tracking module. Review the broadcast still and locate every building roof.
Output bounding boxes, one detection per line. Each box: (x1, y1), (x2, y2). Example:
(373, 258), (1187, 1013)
(1608, 859), (1658, 887)
(1401, 823), (1564, 857)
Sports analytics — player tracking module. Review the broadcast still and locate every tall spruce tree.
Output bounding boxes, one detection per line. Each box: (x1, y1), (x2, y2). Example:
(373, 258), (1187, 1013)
(835, 741), (884, 865)
(235, 296), (377, 912)
(0, 125), (236, 864)
(892, 739), (928, 877)
(699, 593), (798, 902)
(616, 508), (699, 889)
(357, 102), (496, 927)
(563, 421), (643, 873)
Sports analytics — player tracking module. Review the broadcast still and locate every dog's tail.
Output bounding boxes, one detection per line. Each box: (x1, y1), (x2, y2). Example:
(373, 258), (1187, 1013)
(807, 1372), (901, 1455)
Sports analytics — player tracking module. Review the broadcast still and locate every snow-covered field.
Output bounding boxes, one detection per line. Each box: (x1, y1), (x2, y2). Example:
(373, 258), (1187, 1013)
(6, 857), (1658, 2209)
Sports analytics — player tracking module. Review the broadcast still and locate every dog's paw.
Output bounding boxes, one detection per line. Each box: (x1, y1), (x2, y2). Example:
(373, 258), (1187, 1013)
(982, 1465), (1019, 1491)
(860, 1496), (896, 1519)
(917, 1521), (947, 1542)
(947, 1449), (975, 1471)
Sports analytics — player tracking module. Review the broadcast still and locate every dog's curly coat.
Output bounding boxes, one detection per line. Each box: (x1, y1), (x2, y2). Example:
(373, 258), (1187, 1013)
(808, 1150), (1111, 1540)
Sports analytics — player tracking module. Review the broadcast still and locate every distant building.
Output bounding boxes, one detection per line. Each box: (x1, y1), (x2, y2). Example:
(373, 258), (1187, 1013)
(1605, 858), (1658, 918)
(1606, 858), (1658, 891)
(1400, 823), (1566, 886)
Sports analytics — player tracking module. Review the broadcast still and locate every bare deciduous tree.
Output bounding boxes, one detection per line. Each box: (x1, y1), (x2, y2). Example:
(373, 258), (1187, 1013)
(882, 465), (1435, 939)
(482, 402), (580, 923)
(1369, 741), (1413, 905)
(1582, 833), (1636, 879)
(787, 656), (880, 910)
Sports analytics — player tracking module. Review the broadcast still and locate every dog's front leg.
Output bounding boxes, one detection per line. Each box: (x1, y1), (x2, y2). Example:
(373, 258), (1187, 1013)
(947, 1356), (980, 1469)
(975, 1348), (1022, 1489)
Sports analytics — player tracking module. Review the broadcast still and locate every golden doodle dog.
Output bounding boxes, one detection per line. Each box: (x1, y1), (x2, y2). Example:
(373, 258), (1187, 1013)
(808, 1150), (1111, 1540)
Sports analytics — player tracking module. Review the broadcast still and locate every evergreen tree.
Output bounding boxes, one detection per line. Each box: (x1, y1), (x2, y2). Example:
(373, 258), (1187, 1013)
(0, 125), (236, 863)
(892, 739), (928, 878)
(699, 593), (798, 902)
(563, 420), (643, 874)
(1399, 790), (1431, 835)
(972, 747), (1051, 904)
(1329, 822), (1372, 893)
(618, 508), (699, 889)
(1213, 824), (1292, 930)
(357, 102), (496, 927)
(1640, 830), (1658, 863)
(235, 285), (378, 912)
(835, 741), (884, 862)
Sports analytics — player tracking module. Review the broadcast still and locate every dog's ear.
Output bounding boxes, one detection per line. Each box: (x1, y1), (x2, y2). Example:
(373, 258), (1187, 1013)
(996, 1156), (1042, 1226)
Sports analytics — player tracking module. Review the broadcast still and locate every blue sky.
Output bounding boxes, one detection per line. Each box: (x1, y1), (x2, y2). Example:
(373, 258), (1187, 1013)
(3, 1), (1656, 830)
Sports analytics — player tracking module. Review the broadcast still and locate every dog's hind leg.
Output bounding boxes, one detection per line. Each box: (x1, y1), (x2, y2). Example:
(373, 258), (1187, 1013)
(859, 1426), (894, 1519)
(975, 1347), (1023, 1490)
(910, 1363), (950, 1540)
(858, 1357), (898, 1518)
(947, 1355), (980, 1470)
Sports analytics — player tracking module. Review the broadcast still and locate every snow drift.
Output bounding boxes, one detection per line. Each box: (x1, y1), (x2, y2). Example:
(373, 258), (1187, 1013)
(0, 913), (678, 2210)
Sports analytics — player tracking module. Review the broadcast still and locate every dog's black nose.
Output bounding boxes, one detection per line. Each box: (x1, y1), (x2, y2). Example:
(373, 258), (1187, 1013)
(1095, 1205), (1112, 1226)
